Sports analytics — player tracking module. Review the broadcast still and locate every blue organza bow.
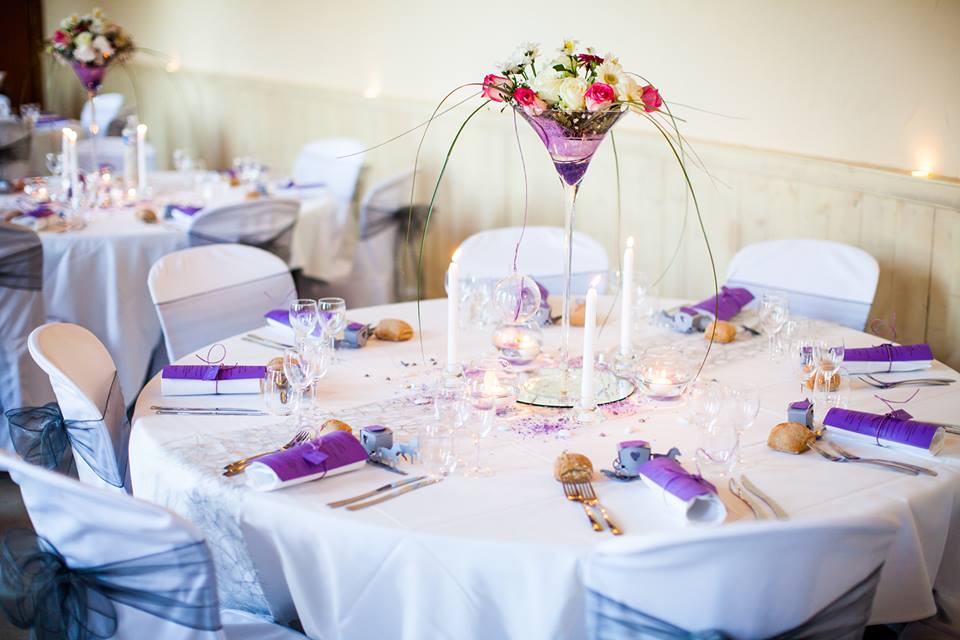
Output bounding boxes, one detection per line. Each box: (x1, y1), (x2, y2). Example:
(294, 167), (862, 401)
(5, 374), (130, 490)
(588, 564), (883, 640)
(0, 530), (221, 639)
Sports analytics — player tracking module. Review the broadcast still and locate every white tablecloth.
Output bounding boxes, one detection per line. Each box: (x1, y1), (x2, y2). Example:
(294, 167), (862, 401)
(130, 299), (960, 639)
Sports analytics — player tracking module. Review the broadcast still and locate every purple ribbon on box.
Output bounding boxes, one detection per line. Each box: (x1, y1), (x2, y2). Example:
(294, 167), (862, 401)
(843, 343), (933, 372)
(637, 457), (717, 501)
(823, 407), (938, 450)
(680, 286), (754, 321)
(255, 431), (368, 482)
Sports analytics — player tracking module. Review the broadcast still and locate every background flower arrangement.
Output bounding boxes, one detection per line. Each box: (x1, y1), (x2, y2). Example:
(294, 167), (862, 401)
(46, 7), (135, 69)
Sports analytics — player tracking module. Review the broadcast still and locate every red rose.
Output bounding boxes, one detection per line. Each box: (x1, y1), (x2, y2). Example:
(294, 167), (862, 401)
(53, 30), (69, 45)
(584, 82), (616, 112)
(641, 85), (662, 112)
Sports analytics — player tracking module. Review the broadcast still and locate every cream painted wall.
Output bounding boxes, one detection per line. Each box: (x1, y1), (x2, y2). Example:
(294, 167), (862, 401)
(43, 0), (960, 178)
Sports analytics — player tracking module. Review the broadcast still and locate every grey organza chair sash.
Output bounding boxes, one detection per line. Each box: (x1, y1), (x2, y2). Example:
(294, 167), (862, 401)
(0, 529), (220, 639)
(726, 279), (872, 331)
(587, 565), (883, 640)
(155, 271), (295, 360)
(189, 222), (296, 264)
(0, 223), (43, 291)
(5, 373), (130, 490)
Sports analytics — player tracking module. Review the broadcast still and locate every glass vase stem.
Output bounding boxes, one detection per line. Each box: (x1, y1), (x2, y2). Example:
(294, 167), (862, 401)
(558, 181), (579, 381)
(88, 89), (99, 173)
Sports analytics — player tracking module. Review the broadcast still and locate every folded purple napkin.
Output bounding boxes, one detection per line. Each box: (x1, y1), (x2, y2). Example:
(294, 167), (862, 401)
(24, 207), (54, 219)
(636, 457), (726, 524)
(246, 431), (368, 491)
(161, 364), (266, 396)
(843, 344), (933, 363)
(823, 407), (943, 454)
(680, 286), (754, 321)
(165, 204), (202, 219)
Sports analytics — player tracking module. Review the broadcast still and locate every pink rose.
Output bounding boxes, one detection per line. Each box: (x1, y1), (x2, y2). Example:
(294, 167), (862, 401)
(584, 82), (616, 112)
(53, 30), (69, 45)
(482, 74), (511, 102)
(641, 84), (662, 112)
(513, 86), (547, 116)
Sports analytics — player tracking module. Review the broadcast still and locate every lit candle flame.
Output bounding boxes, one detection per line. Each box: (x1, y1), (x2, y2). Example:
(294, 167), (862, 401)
(589, 274), (602, 289)
(626, 236), (635, 248)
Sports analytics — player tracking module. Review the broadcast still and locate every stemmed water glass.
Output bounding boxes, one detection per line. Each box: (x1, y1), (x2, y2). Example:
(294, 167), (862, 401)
(811, 336), (847, 413)
(463, 375), (497, 477)
(282, 348), (314, 431)
(725, 383), (760, 470)
(302, 338), (331, 419)
(317, 297), (347, 357)
(794, 338), (817, 397)
(758, 294), (789, 360)
(288, 299), (319, 347)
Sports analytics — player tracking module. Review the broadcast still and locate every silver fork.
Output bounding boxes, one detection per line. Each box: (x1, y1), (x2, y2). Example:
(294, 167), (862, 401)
(826, 442), (937, 477)
(223, 428), (312, 476)
(858, 374), (954, 389)
(808, 442), (918, 475)
(578, 481), (622, 535)
(562, 481), (604, 532)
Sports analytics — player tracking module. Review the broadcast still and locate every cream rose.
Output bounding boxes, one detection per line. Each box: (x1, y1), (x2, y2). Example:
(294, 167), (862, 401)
(558, 77), (588, 111)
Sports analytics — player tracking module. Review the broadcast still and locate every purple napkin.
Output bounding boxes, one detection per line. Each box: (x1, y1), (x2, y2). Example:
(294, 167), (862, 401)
(264, 309), (323, 337)
(256, 431), (368, 482)
(162, 364), (266, 381)
(24, 207), (55, 219)
(823, 407), (939, 450)
(790, 399), (812, 411)
(637, 457), (717, 501)
(166, 204), (202, 218)
(843, 344), (933, 363)
(680, 286), (754, 321)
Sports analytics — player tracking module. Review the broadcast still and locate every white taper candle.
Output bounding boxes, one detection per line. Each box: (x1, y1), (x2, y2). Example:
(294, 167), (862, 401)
(581, 282), (598, 409)
(446, 254), (460, 371)
(136, 123), (148, 194)
(619, 236), (635, 356)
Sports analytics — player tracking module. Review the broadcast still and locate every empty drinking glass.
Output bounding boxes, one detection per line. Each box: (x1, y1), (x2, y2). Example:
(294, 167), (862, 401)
(282, 348), (314, 430)
(794, 338), (817, 397)
(422, 422), (457, 477)
(302, 339), (330, 418)
(724, 383), (760, 470)
(317, 297), (347, 353)
(263, 368), (297, 422)
(813, 366), (850, 414)
(695, 417), (739, 478)
(288, 299), (319, 347)
(758, 294), (789, 360)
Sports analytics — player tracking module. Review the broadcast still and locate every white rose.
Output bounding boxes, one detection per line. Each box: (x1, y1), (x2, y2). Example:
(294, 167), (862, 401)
(73, 45), (96, 63)
(532, 74), (562, 104)
(75, 31), (93, 47)
(558, 77), (588, 111)
(93, 35), (113, 55)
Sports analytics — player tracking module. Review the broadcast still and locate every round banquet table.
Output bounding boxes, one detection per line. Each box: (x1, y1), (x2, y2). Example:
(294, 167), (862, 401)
(130, 298), (960, 639)
(5, 172), (344, 404)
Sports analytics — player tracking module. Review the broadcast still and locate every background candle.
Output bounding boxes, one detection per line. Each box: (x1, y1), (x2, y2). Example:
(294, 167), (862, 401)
(446, 256), (460, 371)
(619, 236), (635, 356)
(581, 283), (598, 409)
(136, 123), (148, 194)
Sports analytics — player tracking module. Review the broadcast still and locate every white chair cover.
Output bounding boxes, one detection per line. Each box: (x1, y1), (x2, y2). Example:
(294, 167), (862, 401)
(149, 244), (296, 362)
(319, 170), (420, 307)
(292, 138), (365, 204)
(26, 323), (130, 492)
(0, 223), (53, 451)
(456, 226), (610, 296)
(80, 92), (124, 137)
(725, 239), (880, 330)
(585, 517), (897, 639)
(0, 451), (301, 640)
(77, 136), (157, 172)
(187, 198), (300, 264)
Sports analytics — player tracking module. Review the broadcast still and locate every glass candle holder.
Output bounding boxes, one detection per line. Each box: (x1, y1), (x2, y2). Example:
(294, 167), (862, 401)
(492, 322), (542, 366)
(636, 346), (695, 401)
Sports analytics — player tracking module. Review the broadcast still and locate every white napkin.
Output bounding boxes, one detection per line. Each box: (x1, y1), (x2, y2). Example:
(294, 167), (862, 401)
(160, 377), (262, 396)
(842, 360), (933, 375)
(638, 473), (727, 526)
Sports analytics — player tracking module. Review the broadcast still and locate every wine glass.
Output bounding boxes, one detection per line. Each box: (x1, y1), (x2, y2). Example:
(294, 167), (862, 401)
(288, 299), (318, 347)
(794, 338), (817, 397)
(684, 379), (724, 429)
(302, 338), (330, 418)
(263, 368), (297, 423)
(282, 348), (314, 430)
(317, 297), (347, 355)
(758, 294), (789, 359)
(695, 415), (739, 479)
(725, 383), (760, 470)
(813, 366), (850, 415)
(813, 336), (845, 371)
(462, 375), (497, 477)
(422, 421), (457, 477)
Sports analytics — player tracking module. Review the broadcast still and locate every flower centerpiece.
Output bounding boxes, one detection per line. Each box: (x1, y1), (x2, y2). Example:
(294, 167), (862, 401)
(46, 7), (135, 93)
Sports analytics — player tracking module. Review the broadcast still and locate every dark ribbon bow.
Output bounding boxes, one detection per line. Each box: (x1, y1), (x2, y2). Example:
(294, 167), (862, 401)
(0, 530), (221, 639)
(0, 224), (43, 291)
(588, 564), (883, 640)
(5, 374), (129, 490)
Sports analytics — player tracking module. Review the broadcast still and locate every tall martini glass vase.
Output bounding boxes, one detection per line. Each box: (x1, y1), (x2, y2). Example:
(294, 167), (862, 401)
(72, 63), (109, 174)
(515, 106), (634, 408)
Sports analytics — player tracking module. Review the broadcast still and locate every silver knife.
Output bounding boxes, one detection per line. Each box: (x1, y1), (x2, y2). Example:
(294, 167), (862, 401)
(247, 334), (294, 349)
(728, 478), (765, 520)
(740, 475), (788, 520)
(327, 475), (427, 508)
(346, 477), (442, 511)
(155, 410), (268, 416)
(150, 405), (263, 413)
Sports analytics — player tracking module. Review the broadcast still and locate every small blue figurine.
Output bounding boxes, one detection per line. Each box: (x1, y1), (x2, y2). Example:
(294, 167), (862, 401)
(360, 425), (393, 455)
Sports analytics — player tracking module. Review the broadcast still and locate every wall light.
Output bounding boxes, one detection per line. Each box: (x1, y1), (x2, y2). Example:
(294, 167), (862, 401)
(910, 169), (931, 178)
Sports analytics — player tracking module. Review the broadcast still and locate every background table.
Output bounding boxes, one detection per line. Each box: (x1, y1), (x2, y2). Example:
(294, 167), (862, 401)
(130, 298), (960, 639)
